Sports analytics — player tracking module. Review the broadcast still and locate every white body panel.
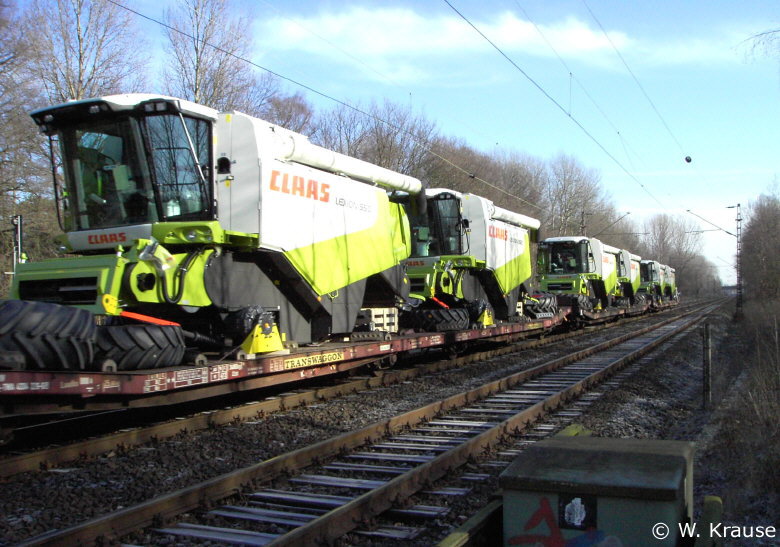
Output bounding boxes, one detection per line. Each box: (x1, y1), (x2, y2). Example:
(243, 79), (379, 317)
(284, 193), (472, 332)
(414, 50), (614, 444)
(619, 250), (642, 285)
(460, 193), (530, 271)
(67, 224), (153, 250)
(215, 112), (393, 250)
(600, 242), (620, 280)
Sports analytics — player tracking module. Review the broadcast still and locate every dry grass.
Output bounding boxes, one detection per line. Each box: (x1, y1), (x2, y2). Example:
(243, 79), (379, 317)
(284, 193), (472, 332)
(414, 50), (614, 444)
(713, 299), (780, 519)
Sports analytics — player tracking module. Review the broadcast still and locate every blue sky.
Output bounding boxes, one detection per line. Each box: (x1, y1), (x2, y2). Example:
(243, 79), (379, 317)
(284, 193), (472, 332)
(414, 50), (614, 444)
(135, 0), (780, 283)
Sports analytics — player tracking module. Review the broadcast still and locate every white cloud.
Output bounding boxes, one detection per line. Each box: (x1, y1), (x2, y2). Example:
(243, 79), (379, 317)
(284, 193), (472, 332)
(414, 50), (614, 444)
(255, 6), (740, 84)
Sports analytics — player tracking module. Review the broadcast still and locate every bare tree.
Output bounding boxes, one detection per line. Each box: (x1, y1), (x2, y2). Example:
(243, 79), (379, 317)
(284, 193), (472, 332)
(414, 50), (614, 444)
(163, 0), (278, 113)
(483, 150), (545, 218)
(640, 213), (701, 265)
(679, 254), (721, 297)
(315, 103), (370, 158)
(746, 28), (780, 61)
(543, 154), (607, 236)
(0, 1), (15, 71)
(1, 1), (62, 296)
(590, 208), (644, 252)
(21, 0), (148, 102)
(360, 100), (438, 178)
(742, 189), (780, 298)
(262, 92), (315, 135)
(316, 99), (438, 180)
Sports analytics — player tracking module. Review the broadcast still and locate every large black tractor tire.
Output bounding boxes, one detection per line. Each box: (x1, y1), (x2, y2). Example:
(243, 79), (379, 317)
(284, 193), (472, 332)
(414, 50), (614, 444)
(407, 307), (470, 332)
(525, 293), (559, 317)
(94, 324), (186, 370)
(0, 300), (95, 371)
(576, 293), (594, 312)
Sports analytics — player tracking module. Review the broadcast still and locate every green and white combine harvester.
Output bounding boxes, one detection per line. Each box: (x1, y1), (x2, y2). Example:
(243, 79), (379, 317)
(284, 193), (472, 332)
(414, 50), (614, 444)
(638, 260), (678, 303)
(536, 236), (645, 312)
(393, 189), (542, 331)
(2, 94), (428, 371)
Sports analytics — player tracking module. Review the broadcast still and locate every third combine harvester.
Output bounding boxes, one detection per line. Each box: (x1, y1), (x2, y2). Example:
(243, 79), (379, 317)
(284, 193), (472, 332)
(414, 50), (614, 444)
(537, 236), (677, 312)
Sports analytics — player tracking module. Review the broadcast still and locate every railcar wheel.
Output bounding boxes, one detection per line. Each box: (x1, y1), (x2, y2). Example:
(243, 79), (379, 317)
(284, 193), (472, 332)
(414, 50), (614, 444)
(0, 300), (95, 370)
(94, 324), (186, 370)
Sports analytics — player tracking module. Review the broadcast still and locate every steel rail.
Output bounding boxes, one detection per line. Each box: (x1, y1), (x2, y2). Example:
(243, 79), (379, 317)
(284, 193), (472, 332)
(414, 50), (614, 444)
(266, 304), (717, 545)
(1, 304), (688, 477)
(19, 303), (712, 546)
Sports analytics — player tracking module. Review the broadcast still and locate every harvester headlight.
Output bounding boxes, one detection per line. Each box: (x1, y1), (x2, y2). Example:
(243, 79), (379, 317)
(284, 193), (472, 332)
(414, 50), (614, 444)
(176, 226), (213, 243)
(43, 114), (54, 123)
(144, 101), (168, 112)
(89, 105), (100, 114)
(54, 234), (72, 254)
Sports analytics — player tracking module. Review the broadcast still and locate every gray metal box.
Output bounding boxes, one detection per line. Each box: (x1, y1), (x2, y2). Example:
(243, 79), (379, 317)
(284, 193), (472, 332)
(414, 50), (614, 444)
(499, 437), (694, 546)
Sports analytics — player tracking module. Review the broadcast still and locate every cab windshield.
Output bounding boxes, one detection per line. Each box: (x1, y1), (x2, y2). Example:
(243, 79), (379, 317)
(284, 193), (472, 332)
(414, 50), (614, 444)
(541, 241), (590, 274)
(398, 193), (463, 257)
(640, 262), (658, 282)
(55, 112), (211, 230)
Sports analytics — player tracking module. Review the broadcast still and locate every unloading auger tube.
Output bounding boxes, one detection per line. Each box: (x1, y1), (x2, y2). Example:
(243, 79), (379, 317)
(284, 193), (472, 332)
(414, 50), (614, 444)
(271, 127), (427, 213)
(272, 129), (422, 194)
(490, 203), (541, 231)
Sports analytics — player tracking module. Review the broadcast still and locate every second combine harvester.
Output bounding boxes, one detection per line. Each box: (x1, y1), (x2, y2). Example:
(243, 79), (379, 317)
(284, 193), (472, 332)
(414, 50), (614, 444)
(394, 189), (541, 331)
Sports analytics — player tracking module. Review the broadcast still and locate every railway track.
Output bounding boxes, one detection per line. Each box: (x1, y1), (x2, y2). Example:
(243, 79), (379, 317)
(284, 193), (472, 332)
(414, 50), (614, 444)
(19, 301), (719, 546)
(0, 302), (700, 478)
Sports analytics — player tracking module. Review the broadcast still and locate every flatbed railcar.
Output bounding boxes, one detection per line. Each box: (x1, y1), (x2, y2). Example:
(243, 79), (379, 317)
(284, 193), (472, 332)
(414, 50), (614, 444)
(0, 312), (566, 415)
(0, 296), (686, 416)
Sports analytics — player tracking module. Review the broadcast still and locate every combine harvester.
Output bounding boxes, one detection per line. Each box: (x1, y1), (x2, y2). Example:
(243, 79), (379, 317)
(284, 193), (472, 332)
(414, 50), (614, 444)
(638, 260), (678, 305)
(1, 93), (422, 371)
(393, 188), (544, 331)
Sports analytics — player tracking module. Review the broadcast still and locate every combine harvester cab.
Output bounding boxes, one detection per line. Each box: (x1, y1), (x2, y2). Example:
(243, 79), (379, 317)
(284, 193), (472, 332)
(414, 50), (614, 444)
(394, 189), (541, 331)
(3, 94), (420, 371)
(537, 236), (625, 313)
(638, 259), (664, 305)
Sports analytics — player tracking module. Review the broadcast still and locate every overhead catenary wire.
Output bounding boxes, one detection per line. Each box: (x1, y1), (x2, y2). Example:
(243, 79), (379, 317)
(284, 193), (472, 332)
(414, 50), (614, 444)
(581, 0), (687, 156)
(256, 0), (505, 154)
(442, 0), (666, 209)
(513, 0), (645, 173)
(104, 0), (543, 212)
